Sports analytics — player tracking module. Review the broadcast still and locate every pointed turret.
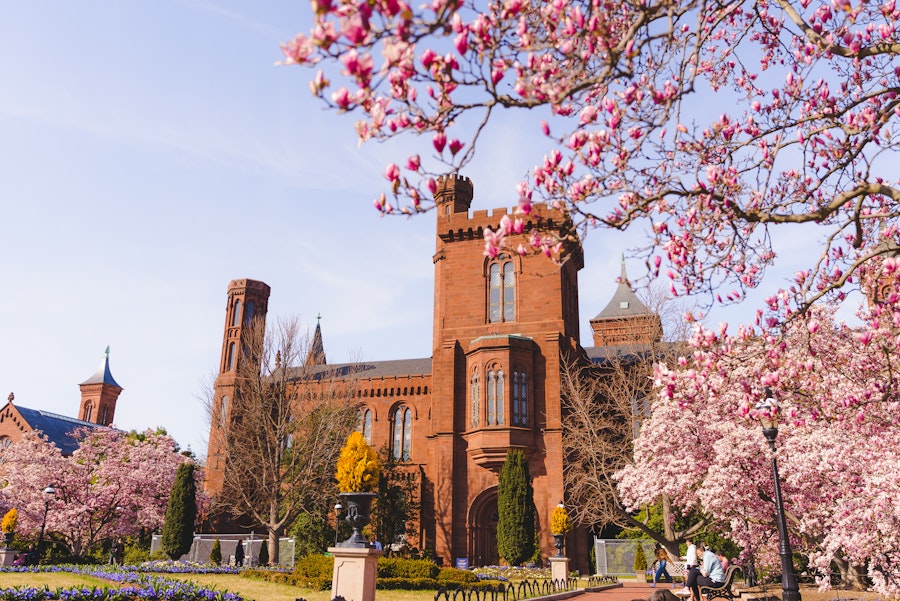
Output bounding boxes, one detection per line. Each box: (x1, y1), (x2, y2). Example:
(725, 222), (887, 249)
(78, 346), (123, 426)
(589, 257), (662, 346)
(305, 314), (327, 366)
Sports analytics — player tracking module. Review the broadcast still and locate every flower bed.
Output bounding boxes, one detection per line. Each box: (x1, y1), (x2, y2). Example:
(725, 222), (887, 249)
(472, 565), (551, 581)
(0, 563), (244, 600)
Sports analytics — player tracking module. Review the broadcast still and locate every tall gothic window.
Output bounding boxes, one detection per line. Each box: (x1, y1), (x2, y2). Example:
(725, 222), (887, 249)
(358, 408), (373, 443)
(83, 402), (93, 422)
(392, 406), (412, 461)
(226, 342), (236, 371)
(220, 396), (229, 427)
(487, 368), (505, 425)
(232, 299), (242, 327)
(489, 258), (516, 323)
(471, 369), (481, 428)
(245, 300), (255, 323)
(98, 406), (108, 425)
(512, 369), (528, 426)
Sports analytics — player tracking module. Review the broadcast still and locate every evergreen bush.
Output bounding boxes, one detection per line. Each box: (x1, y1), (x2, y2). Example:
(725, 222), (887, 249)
(258, 539), (269, 566)
(497, 449), (536, 566)
(377, 557), (440, 578)
(210, 538), (222, 565)
(160, 462), (197, 560)
(633, 544), (648, 573)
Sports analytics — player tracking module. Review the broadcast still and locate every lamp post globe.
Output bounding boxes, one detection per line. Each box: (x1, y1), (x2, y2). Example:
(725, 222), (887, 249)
(755, 390), (801, 601)
(334, 502), (343, 547)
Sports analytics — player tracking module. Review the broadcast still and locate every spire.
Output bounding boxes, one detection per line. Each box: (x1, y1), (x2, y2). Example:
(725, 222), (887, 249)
(80, 346), (122, 388)
(305, 314), (327, 366)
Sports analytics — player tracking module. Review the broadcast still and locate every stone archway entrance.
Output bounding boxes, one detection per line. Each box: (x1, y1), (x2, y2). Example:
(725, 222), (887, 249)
(469, 488), (499, 567)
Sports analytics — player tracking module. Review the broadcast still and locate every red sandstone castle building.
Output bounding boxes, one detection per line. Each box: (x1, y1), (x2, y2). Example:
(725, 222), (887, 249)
(206, 176), (660, 570)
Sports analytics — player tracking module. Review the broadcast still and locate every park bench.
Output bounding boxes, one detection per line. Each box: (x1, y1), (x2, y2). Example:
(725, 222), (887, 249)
(699, 566), (741, 601)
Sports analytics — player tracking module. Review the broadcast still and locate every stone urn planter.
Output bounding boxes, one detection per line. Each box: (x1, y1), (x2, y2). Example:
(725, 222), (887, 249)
(2, 532), (12, 549)
(552, 534), (565, 557)
(338, 491), (377, 548)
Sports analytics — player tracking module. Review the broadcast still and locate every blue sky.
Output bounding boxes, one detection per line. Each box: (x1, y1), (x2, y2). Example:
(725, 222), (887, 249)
(0, 1), (855, 457)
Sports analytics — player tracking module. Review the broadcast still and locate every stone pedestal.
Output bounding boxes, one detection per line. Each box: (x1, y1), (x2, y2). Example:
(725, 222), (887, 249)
(549, 555), (569, 583)
(0, 549), (16, 567)
(330, 545), (383, 601)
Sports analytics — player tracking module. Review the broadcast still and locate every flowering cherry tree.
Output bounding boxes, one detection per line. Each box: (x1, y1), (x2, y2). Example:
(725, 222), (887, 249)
(0, 428), (204, 557)
(283, 0), (900, 315)
(617, 268), (900, 595)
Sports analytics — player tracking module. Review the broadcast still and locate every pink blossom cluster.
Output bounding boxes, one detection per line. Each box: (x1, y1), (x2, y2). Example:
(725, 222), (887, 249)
(282, 0), (900, 323)
(0, 428), (205, 557)
(617, 264), (900, 596)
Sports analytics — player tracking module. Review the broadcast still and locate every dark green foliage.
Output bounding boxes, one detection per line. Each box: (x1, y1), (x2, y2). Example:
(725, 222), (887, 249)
(496, 450), (536, 566)
(161, 463), (197, 560)
(210, 538), (222, 565)
(373, 454), (420, 550)
(258, 539), (269, 565)
(289, 511), (335, 558)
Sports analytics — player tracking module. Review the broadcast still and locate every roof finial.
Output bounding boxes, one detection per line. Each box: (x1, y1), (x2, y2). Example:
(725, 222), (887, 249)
(316, 313), (321, 325)
(7, 392), (13, 404)
(619, 253), (629, 284)
(104, 345), (110, 358)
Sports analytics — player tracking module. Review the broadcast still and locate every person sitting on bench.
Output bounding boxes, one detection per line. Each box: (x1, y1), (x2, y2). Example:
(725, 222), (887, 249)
(685, 543), (724, 601)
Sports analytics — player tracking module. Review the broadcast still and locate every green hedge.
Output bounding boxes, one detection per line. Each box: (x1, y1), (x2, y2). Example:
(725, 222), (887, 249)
(295, 553), (335, 578)
(377, 557), (440, 579)
(377, 577), (439, 590)
(437, 567), (480, 587)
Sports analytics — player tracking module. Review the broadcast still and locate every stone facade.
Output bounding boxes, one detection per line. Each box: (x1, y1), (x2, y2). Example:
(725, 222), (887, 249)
(205, 176), (658, 572)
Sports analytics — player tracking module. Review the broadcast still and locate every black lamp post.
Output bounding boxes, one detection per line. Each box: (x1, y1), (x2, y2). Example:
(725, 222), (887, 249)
(755, 390), (801, 601)
(334, 502), (343, 547)
(36, 485), (56, 557)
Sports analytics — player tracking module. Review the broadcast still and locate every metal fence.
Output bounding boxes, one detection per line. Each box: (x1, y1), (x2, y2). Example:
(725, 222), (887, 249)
(150, 533), (295, 567)
(593, 538), (656, 577)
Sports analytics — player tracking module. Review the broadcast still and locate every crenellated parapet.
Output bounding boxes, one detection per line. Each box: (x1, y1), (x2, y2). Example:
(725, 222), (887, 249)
(434, 174), (474, 214)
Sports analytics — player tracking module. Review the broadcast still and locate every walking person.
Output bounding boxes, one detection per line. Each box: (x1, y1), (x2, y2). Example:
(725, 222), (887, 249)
(652, 543), (673, 587)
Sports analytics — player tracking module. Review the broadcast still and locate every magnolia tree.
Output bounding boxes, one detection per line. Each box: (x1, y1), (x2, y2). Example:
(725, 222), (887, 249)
(617, 267), (900, 595)
(0, 428), (204, 557)
(283, 0), (900, 317)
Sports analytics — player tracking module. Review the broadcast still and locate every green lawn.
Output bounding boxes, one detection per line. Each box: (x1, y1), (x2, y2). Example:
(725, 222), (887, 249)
(0, 572), (111, 588)
(168, 574), (438, 601)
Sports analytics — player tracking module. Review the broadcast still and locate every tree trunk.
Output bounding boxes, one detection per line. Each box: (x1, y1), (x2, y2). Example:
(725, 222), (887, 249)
(833, 553), (868, 590)
(267, 499), (279, 566)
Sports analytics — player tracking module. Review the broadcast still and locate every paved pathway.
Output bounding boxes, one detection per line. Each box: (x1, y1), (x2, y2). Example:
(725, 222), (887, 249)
(581, 581), (686, 601)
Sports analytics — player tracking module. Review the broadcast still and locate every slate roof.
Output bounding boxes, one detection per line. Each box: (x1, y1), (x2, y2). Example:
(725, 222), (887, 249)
(14, 405), (109, 455)
(285, 357), (432, 382)
(592, 259), (652, 321)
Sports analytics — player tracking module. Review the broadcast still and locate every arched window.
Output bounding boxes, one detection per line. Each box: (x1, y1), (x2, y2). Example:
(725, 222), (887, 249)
(489, 258), (516, 323)
(358, 408), (373, 444)
(232, 299), (242, 327)
(487, 368), (505, 425)
(220, 396), (229, 426)
(245, 300), (255, 323)
(226, 342), (236, 371)
(392, 406), (412, 461)
(98, 406), (108, 425)
(470, 369), (481, 428)
(83, 402), (93, 422)
(0, 436), (11, 449)
(512, 369), (528, 426)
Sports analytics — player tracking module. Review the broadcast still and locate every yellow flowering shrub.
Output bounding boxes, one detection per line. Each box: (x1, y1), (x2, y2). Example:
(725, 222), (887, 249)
(335, 432), (381, 493)
(1, 508), (18, 533)
(551, 505), (571, 535)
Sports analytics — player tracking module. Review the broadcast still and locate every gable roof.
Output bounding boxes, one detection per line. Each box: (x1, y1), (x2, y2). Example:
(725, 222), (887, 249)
(13, 404), (109, 455)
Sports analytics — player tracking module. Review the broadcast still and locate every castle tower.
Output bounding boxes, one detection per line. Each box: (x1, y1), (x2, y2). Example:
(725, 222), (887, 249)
(206, 278), (271, 496)
(78, 346), (123, 426)
(428, 176), (585, 566)
(589, 258), (663, 346)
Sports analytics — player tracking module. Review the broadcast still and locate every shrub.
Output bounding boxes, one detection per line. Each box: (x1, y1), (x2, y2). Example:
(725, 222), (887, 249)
(377, 557), (439, 579)
(161, 462), (197, 559)
(497, 449), (536, 566)
(376, 577), (438, 589)
(210, 538), (222, 565)
(258, 539), (269, 566)
(294, 553), (334, 578)
(550, 504), (571, 535)
(437, 567), (479, 588)
(633, 544), (648, 572)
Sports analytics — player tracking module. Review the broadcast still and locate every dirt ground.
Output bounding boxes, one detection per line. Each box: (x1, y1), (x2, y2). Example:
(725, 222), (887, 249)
(748, 585), (888, 601)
